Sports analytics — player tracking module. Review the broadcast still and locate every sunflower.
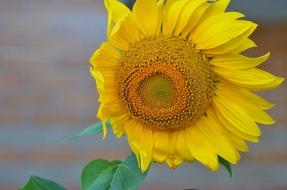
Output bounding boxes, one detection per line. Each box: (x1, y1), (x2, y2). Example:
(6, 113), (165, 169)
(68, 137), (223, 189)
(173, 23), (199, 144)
(90, 0), (284, 172)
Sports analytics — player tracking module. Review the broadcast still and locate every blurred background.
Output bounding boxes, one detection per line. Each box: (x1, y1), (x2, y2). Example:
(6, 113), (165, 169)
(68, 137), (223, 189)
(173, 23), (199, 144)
(0, 0), (286, 189)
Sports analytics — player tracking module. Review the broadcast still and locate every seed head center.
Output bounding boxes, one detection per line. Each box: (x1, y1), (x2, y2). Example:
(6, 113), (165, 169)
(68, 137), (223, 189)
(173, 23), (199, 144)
(140, 73), (176, 109)
(116, 36), (216, 131)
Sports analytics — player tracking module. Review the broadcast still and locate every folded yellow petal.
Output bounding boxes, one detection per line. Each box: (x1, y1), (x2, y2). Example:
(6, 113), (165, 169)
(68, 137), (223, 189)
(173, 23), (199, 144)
(163, 0), (189, 35)
(96, 104), (109, 139)
(210, 53), (270, 69)
(174, 0), (206, 35)
(109, 19), (130, 51)
(214, 67), (284, 91)
(133, 0), (162, 36)
(109, 14), (142, 51)
(181, 2), (210, 37)
(105, 0), (131, 39)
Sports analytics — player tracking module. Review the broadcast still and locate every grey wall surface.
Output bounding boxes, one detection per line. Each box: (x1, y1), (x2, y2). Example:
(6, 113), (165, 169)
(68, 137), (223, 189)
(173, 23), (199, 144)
(229, 0), (287, 23)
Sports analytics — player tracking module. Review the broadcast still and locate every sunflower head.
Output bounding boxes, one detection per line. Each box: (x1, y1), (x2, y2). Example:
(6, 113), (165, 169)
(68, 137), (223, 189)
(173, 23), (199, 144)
(116, 35), (216, 130)
(90, 0), (284, 172)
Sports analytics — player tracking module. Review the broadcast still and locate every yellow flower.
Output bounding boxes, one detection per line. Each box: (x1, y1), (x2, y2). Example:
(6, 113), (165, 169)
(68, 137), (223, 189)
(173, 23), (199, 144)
(90, 0), (284, 172)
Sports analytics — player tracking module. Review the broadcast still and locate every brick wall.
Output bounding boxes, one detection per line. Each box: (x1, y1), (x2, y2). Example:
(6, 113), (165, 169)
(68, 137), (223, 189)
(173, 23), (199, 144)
(0, 0), (286, 190)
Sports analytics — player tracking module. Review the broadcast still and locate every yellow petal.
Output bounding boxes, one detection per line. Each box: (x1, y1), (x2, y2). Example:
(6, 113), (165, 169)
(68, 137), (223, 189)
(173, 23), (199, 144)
(100, 88), (119, 105)
(213, 95), (261, 137)
(208, 107), (250, 152)
(191, 12), (244, 42)
(163, 0), (189, 35)
(109, 18), (129, 51)
(186, 127), (219, 171)
(133, 0), (162, 36)
(124, 120), (143, 166)
(90, 42), (121, 71)
(124, 120), (142, 144)
(166, 155), (183, 169)
(203, 24), (257, 55)
(152, 131), (169, 163)
(168, 131), (177, 155)
(165, 0), (180, 4)
(217, 82), (276, 125)
(199, 110), (240, 164)
(109, 14), (142, 51)
(213, 103), (259, 142)
(200, 0), (230, 22)
(194, 18), (256, 50)
(155, 0), (165, 35)
(214, 67), (284, 91)
(139, 128), (153, 172)
(174, 0), (206, 35)
(90, 68), (104, 92)
(228, 131), (249, 152)
(105, 0), (131, 39)
(165, 133), (183, 168)
(181, 2), (210, 37)
(96, 105), (109, 139)
(231, 38), (257, 54)
(110, 114), (129, 138)
(228, 82), (274, 110)
(176, 130), (194, 161)
(165, 132), (183, 169)
(210, 53), (270, 70)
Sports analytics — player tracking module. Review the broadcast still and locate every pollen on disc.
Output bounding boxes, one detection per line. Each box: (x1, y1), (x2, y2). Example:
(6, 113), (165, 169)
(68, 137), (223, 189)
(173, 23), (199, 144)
(139, 73), (176, 108)
(116, 36), (217, 131)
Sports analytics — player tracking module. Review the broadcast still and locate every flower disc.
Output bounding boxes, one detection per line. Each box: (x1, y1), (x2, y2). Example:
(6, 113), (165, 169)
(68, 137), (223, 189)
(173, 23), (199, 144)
(116, 36), (216, 130)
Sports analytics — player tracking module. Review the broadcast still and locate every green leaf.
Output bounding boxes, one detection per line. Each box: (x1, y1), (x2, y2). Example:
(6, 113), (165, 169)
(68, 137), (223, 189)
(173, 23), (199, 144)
(66, 121), (111, 141)
(19, 176), (65, 190)
(81, 153), (147, 190)
(110, 154), (148, 190)
(218, 156), (232, 177)
(81, 159), (121, 190)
